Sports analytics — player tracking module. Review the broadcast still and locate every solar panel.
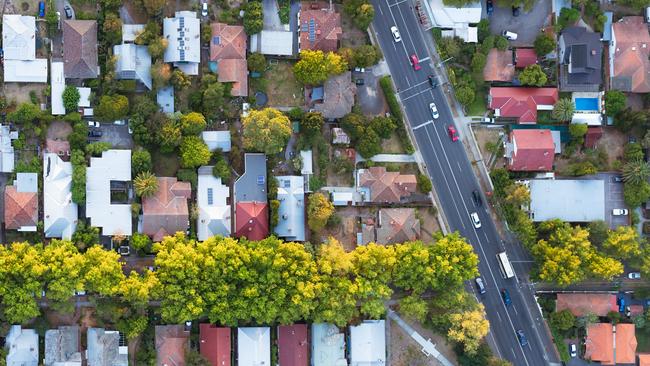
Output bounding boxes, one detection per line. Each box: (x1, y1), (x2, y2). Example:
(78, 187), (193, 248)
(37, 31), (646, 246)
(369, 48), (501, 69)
(213, 36), (221, 45)
(257, 175), (265, 185)
(180, 49), (185, 61)
(309, 18), (316, 42)
(207, 188), (213, 205)
(301, 22), (308, 32)
(283, 180), (290, 188)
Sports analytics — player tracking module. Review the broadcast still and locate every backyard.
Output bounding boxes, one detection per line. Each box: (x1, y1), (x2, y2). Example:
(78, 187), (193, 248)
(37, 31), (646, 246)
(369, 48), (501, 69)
(261, 61), (304, 108)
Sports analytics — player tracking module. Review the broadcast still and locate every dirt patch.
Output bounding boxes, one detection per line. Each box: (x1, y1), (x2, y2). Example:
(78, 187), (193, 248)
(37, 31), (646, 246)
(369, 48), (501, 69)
(596, 127), (625, 167)
(417, 207), (441, 242)
(380, 132), (406, 154)
(390, 319), (458, 366)
(47, 121), (72, 140)
(263, 60), (304, 107)
(152, 150), (181, 176)
(322, 206), (381, 250)
(337, 5), (368, 48)
(4, 83), (48, 105)
(471, 125), (506, 171)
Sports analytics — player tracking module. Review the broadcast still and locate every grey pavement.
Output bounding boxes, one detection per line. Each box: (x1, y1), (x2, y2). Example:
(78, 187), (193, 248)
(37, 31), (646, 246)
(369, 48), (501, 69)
(356, 66), (387, 116)
(387, 309), (454, 366)
(96, 124), (133, 149)
(575, 172), (628, 229)
(357, 153), (416, 163)
(488, 0), (552, 47)
(262, 0), (284, 31)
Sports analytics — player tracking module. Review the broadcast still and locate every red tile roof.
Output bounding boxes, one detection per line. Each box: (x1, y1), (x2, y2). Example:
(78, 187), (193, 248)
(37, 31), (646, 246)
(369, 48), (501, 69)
(639, 354), (650, 366)
(4, 185), (37, 230)
(299, 2), (342, 52)
(515, 48), (537, 68)
(235, 202), (269, 240)
(142, 177), (192, 242)
(278, 324), (309, 366)
(555, 293), (617, 317)
(376, 208), (420, 244)
(199, 324), (231, 366)
(217, 59), (248, 97)
(155, 325), (189, 366)
(508, 130), (555, 171)
(210, 23), (248, 97)
(489, 87), (559, 123)
(612, 16), (650, 93)
(585, 323), (636, 365)
(358, 167), (417, 203)
(484, 49), (514, 82)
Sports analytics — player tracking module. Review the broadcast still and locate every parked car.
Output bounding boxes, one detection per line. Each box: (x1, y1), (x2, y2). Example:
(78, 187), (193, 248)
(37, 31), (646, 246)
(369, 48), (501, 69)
(64, 4), (73, 19)
(628, 272), (642, 280)
(355, 78), (364, 85)
(472, 190), (482, 207)
(447, 125), (459, 142)
(429, 103), (439, 119)
(475, 277), (486, 295)
(390, 26), (401, 42)
(501, 288), (511, 306)
(410, 54), (421, 71)
(502, 30), (518, 40)
(511, 6), (520, 16)
(38, 1), (45, 17)
(470, 212), (481, 228)
(88, 129), (102, 138)
(201, 2), (208, 16)
(612, 208), (629, 216)
(428, 74), (438, 88)
(570, 343), (577, 357)
(516, 330), (528, 346)
(74, 290), (86, 296)
(87, 121), (100, 128)
(611, 175), (624, 183)
(486, 0), (493, 15)
(118, 246), (130, 256)
(114, 119), (126, 125)
(354, 67), (365, 73)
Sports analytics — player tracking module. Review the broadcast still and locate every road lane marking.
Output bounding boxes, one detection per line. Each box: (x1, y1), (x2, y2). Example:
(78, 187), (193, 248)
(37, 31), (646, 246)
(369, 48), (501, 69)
(457, 160), (462, 172)
(388, 0), (407, 6)
(392, 0), (418, 60)
(412, 120), (433, 130)
(401, 88), (434, 102)
(419, 56), (431, 62)
(398, 79), (430, 94)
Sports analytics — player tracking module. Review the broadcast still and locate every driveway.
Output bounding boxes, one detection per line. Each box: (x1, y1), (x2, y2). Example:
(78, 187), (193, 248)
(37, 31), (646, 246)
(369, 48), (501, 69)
(356, 63), (387, 116)
(263, 0), (284, 31)
(579, 172), (628, 229)
(95, 124), (133, 149)
(488, 0), (551, 46)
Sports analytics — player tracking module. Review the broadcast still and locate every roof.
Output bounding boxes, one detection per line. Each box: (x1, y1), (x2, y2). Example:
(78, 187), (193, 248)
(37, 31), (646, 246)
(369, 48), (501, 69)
(483, 49), (514, 82)
(51, 62), (66, 115)
(63, 20), (98, 79)
(237, 328), (270, 366)
(426, 0), (481, 28)
(603, 12), (613, 42)
(278, 324), (309, 366)
(559, 26), (602, 88)
(584, 126), (604, 148)
(3, 15), (35, 60)
(4, 59), (48, 83)
(332, 127), (350, 145)
(197, 166), (231, 241)
(45, 139), (70, 157)
(5, 173), (38, 231)
(234, 153), (267, 202)
(155, 325), (189, 366)
(235, 202), (269, 240)
(376, 208), (420, 244)
(6, 325), (38, 366)
(615, 323), (637, 364)
(640, 354), (650, 366)
(489, 87), (559, 123)
(249, 30), (294, 56)
(311, 323), (347, 366)
(86, 150), (132, 236)
(299, 2), (342, 52)
(0, 124), (16, 173)
(585, 323), (636, 365)
(44, 326), (82, 366)
(332, 191), (353, 206)
(300, 150), (313, 175)
(142, 177), (191, 242)
(515, 48), (537, 68)
(157, 86), (175, 114)
(274, 176), (305, 241)
(215, 58), (248, 97)
(555, 293), (617, 316)
(44, 153), (78, 239)
(507, 130), (555, 171)
(86, 328), (128, 366)
(210, 23), (246, 60)
(114, 43), (153, 90)
(349, 320), (386, 366)
(122, 24), (144, 43)
(199, 324), (231, 366)
(163, 11), (201, 75)
(77, 87), (91, 107)
(529, 179), (605, 222)
(611, 16), (650, 93)
(314, 72), (356, 119)
(358, 167), (417, 203)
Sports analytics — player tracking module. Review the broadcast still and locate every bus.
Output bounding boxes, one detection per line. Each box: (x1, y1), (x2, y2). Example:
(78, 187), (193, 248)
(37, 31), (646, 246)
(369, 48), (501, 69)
(496, 252), (515, 279)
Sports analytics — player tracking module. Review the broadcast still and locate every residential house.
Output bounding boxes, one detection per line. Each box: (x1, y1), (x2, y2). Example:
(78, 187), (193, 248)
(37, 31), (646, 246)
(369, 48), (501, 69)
(44, 153), (78, 239)
(237, 328), (270, 366)
(488, 87), (559, 124)
(86, 328), (128, 366)
(376, 208), (420, 244)
(528, 179), (605, 222)
(555, 293), (618, 317)
(610, 16), (650, 93)
(163, 11), (201, 75)
(349, 320), (386, 366)
(0, 124), (17, 172)
(424, 0), (480, 42)
(2, 15), (48, 82)
(505, 130), (555, 172)
(515, 48), (537, 69)
(141, 177), (191, 241)
(559, 26), (602, 92)
(278, 324), (309, 366)
(51, 62), (67, 115)
(640, 354), (650, 366)
(313, 72), (356, 120)
(299, 2), (342, 52)
(63, 20), (99, 79)
(585, 323), (636, 365)
(234, 154), (268, 240)
(311, 323), (347, 366)
(44, 326), (82, 366)
(250, 31), (294, 56)
(156, 325), (189, 366)
(199, 324), (231, 366)
(5, 325), (38, 366)
(210, 23), (248, 97)
(5, 173), (38, 232)
(114, 43), (153, 90)
(483, 49), (514, 82)
(197, 166), (231, 240)
(86, 150), (132, 237)
(202, 131), (232, 152)
(274, 176), (305, 242)
(235, 202), (268, 240)
(358, 167), (417, 204)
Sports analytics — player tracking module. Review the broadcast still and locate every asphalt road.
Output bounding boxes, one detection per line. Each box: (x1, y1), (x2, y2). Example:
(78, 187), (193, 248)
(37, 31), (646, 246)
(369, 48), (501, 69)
(371, 1), (560, 365)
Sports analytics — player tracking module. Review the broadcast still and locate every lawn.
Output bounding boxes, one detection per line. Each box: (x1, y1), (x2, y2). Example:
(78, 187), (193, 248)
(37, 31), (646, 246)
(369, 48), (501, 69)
(637, 328), (650, 352)
(264, 61), (304, 107)
(467, 88), (487, 116)
(152, 150), (180, 177)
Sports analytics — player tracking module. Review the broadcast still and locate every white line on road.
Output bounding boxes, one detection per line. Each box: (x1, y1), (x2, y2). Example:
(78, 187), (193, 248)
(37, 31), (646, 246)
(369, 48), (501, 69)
(419, 56), (431, 62)
(412, 120), (433, 130)
(397, 79), (429, 94)
(401, 88), (434, 102)
(388, 0), (407, 6)
(457, 160), (462, 172)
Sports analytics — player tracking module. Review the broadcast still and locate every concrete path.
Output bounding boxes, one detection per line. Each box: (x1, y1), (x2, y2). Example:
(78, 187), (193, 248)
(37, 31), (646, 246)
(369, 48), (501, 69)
(357, 154), (417, 164)
(386, 309), (454, 366)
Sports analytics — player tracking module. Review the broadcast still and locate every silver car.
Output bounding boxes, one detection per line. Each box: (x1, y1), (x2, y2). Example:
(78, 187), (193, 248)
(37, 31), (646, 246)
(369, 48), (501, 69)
(429, 103), (439, 119)
(390, 26), (401, 42)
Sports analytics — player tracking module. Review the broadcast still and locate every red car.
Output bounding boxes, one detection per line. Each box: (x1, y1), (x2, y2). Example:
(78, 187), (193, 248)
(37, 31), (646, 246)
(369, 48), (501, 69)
(447, 125), (459, 142)
(410, 54), (421, 71)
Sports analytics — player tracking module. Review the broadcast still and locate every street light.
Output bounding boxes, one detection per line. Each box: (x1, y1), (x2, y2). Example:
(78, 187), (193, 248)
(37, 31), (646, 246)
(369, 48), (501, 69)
(438, 57), (454, 68)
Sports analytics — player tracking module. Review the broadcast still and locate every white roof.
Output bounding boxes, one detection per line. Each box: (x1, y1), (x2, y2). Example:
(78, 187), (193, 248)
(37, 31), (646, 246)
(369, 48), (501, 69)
(6, 325), (38, 366)
(43, 153), (78, 240)
(197, 166), (231, 241)
(77, 87), (91, 107)
(86, 150), (132, 236)
(455, 25), (478, 43)
(529, 179), (605, 222)
(274, 176), (305, 241)
(163, 11), (200, 75)
(0, 124), (16, 173)
(572, 112), (602, 126)
(250, 31), (293, 56)
(332, 191), (353, 206)
(202, 131), (231, 152)
(311, 324), (347, 366)
(3, 14), (36, 60)
(350, 320), (386, 366)
(300, 150), (313, 175)
(237, 327), (270, 366)
(122, 24), (144, 43)
(427, 0), (481, 28)
(51, 62), (66, 115)
(114, 43), (153, 90)
(4, 59), (48, 83)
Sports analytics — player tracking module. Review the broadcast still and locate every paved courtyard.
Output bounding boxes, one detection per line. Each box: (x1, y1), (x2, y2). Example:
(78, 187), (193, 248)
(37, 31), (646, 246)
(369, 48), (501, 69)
(488, 0), (552, 47)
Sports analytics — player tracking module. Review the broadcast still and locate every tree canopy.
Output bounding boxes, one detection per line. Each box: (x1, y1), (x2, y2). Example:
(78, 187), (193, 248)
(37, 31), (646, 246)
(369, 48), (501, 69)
(242, 108), (292, 155)
(293, 50), (347, 85)
(519, 64), (547, 87)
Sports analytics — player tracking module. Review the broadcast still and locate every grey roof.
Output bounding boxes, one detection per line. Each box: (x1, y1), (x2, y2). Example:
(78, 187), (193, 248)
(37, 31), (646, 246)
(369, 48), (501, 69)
(234, 153), (267, 203)
(157, 86), (175, 114)
(87, 328), (128, 366)
(273, 176), (305, 241)
(113, 43), (152, 90)
(6, 325), (38, 366)
(311, 323), (347, 366)
(44, 326), (82, 366)
(529, 179), (605, 222)
(559, 27), (602, 88)
(314, 72), (356, 119)
(603, 12), (613, 42)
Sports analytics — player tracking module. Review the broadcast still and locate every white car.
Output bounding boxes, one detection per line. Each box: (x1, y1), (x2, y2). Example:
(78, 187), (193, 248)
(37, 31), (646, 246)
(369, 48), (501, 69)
(470, 212), (481, 229)
(114, 119), (126, 125)
(629, 272), (641, 279)
(502, 30), (518, 40)
(569, 344), (577, 358)
(429, 103), (439, 119)
(612, 208), (629, 216)
(390, 26), (401, 42)
(202, 2), (208, 16)
(87, 121), (100, 128)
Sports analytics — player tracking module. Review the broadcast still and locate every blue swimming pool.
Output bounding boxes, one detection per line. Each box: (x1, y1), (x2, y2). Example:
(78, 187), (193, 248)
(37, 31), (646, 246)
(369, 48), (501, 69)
(574, 97), (599, 111)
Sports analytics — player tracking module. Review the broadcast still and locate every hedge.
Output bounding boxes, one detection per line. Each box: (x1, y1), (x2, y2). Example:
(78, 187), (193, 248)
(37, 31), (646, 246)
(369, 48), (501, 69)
(379, 76), (415, 154)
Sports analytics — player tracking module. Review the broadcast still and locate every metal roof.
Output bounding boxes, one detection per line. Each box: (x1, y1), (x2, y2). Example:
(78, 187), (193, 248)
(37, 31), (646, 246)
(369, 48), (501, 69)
(529, 179), (605, 222)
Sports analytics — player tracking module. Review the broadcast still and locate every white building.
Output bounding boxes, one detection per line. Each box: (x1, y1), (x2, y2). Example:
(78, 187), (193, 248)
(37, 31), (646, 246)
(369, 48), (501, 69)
(163, 11), (201, 75)
(0, 124), (18, 172)
(249, 30), (294, 56)
(424, 0), (481, 42)
(237, 327), (270, 366)
(51, 62), (66, 115)
(44, 153), (78, 239)
(114, 43), (153, 90)
(6, 325), (38, 366)
(202, 131), (231, 152)
(274, 176), (305, 241)
(2, 14), (48, 82)
(197, 166), (231, 241)
(349, 320), (386, 366)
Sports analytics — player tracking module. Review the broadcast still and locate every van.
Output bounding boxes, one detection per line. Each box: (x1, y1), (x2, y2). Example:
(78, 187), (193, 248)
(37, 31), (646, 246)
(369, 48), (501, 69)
(502, 30), (518, 40)
(646, 6), (650, 23)
(475, 277), (486, 295)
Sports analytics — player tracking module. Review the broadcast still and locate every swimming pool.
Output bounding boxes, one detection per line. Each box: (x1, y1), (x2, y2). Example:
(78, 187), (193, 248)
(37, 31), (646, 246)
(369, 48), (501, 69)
(574, 97), (599, 111)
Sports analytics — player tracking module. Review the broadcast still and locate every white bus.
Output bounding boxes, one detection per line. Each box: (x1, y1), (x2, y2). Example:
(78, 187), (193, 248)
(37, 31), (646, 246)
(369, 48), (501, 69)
(496, 252), (515, 279)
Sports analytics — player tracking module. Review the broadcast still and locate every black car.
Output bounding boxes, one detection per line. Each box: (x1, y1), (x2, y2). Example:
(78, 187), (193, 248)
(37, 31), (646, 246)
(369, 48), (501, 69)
(64, 4), (73, 19)
(472, 190), (482, 207)
(516, 330), (528, 346)
(486, 0), (493, 15)
(428, 74), (438, 88)
(88, 129), (102, 138)
(355, 78), (364, 85)
(512, 6), (520, 16)
(612, 176), (624, 183)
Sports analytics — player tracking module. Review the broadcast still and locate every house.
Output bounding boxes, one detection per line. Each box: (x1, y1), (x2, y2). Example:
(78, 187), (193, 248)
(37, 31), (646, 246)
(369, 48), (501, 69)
(299, 2), (342, 52)
(235, 202), (269, 240)
(63, 20), (99, 79)
(585, 323), (636, 365)
(610, 16), (650, 93)
(5, 325), (38, 366)
(528, 179), (605, 222)
(0, 124), (17, 172)
(234, 154), (268, 240)
(375, 208), (420, 244)
(202, 131), (232, 152)
(86, 150), (132, 237)
(483, 49), (514, 82)
(163, 11), (201, 75)
(313, 72), (356, 119)
(5, 173), (38, 232)
(114, 43), (153, 90)
(555, 293), (618, 317)
(210, 23), (248, 97)
(237, 328), (270, 366)
(197, 166), (231, 240)
(157, 86), (175, 114)
(142, 177), (192, 242)
(584, 126), (603, 148)
(515, 48), (537, 68)
(424, 0), (481, 42)
(559, 26), (602, 92)
(640, 354), (650, 366)
(358, 167), (417, 203)
(274, 176), (306, 242)
(349, 320), (386, 366)
(2, 15), (48, 83)
(44, 153), (78, 239)
(86, 328), (128, 366)
(199, 324), (231, 366)
(311, 323), (347, 366)
(278, 324), (309, 366)
(156, 325), (190, 366)
(51, 62), (67, 115)
(488, 87), (559, 124)
(505, 130), (555, 172)
(45, 326), (82, 366)
(250, 30), (294, 56)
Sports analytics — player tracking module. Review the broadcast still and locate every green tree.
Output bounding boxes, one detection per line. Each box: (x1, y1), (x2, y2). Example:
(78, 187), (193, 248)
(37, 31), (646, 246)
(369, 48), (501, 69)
(624, 181), (650, 207)
(587, 220), (609, 247)
(293, 50), (347, 85)
(625, 143), (645, 162)
(353, 45), (382, 67)
(180, 136), (211, 168)
(623, 159), (650, 185)
(307, 193), (334, 231)
(399, 295), (428, 322)
(171, 69), (192, 91)
(357, 129), (382, 158)
(343, 0), (375, 30)
(0, 242), (45, 323)
(495, 36), (509, 51)
(180, 112), (207, 135)
(247, 52), (267, 73)
(558, 7), (580, 29)
(301, 112), (324, 141)
(552, 98), (575, 122)
(617, 0), (650, 10)
(8, 102), (40, 124)
(201, 80), (226, 119)
(568, 123), (588, 144)
(212, 157), (231, 183)
(605, 90), (627, 116)
(151, 60), (172, 89)
(471, 52), (487, 74)
(602, 226), (641, 259)
(42, 240), (86, 309)
(135, 21), (161, 45)
(85, 142), (112, 157)
(456, 86), (476, 107)
(369, 116), (396, 139)
(243, 1), (263, 35)
(615, 108), (647, 132)
(71, 150), (86, 204)
(71, 221), (100, 251)
(45, 4), (58, 35)
(519, 64), (547, 86)
(341, 111), (367, 140)
(134, 171), (159, 198)
(534, 33), (555, 56)
(132, 149), (153, 176)
(96, 94), (129, 121)
(83, 246), (125, 296)
(158, 119), (182, 153)
(417, 173), (433, 193)
(448, 304), (490, 355)
(102, 12), (123, 45)
(242, 108), (292, 155)
(62, 85), (81, 113)
(142, 0), (166, 17)
(549, 310), (576, 332)
(130, 233), (152, 254)
(148, 37), (168, 60)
